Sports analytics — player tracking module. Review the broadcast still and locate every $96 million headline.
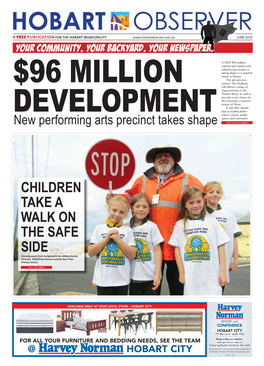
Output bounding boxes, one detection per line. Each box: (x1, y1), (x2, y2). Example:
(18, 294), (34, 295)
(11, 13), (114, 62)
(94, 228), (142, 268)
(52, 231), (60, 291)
(14, 58), (216, 113)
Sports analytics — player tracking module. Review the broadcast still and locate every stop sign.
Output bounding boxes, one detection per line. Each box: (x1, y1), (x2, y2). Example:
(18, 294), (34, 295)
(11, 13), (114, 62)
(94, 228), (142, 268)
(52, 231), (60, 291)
(85, 139), (135, 190)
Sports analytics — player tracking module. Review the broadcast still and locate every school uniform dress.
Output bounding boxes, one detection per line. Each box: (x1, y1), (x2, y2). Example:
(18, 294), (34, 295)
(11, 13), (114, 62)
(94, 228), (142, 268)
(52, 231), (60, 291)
(206, 204), (242, 282)
(168, 215), (230, 296)
(89, 222), (135, 287)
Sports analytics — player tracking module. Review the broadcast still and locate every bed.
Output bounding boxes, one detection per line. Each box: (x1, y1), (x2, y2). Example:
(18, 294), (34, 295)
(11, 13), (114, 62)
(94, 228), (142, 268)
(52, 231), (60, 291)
(61, 310), (107, 335)
(16, 313), (53, 333)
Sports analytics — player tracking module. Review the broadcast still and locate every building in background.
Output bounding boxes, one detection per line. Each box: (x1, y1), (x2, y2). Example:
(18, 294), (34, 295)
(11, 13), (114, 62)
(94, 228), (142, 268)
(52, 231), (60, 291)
(237, 214), (250, 257)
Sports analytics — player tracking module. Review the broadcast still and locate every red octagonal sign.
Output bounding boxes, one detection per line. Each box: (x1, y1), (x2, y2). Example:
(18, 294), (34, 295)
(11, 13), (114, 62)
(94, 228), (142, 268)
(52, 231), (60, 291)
(85, 139), (135, 190)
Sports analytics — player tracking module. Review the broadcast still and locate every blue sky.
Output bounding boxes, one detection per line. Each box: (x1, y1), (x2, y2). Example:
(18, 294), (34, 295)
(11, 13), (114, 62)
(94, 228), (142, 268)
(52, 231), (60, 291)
(13, 134), (250, 239)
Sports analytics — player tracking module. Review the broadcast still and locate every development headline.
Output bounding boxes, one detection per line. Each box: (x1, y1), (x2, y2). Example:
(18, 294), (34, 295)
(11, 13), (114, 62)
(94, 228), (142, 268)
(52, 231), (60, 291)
(13, 58), (218, 128)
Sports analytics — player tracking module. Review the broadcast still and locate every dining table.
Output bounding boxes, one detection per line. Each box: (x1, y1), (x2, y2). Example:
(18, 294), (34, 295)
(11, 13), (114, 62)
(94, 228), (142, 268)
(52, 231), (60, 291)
(108, 310), (151, 336)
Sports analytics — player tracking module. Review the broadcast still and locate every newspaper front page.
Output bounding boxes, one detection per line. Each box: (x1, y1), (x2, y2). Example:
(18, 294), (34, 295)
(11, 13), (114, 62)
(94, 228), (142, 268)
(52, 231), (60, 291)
(2, 0), (261, 364)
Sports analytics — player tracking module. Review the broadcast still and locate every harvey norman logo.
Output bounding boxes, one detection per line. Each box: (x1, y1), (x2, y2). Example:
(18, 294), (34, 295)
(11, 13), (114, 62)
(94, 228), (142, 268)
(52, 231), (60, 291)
(37, 343), (124, 355)
(13, 11), (251, 31)
(216, 304), (243, 319)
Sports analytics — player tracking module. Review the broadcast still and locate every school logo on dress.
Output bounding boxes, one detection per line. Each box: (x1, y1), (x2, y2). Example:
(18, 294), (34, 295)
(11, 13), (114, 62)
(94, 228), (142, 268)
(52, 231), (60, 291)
(101, 240), (125, 265)
(135, 238), (151, 262)
(184, 235), (210, 261)
(111, 12), (129, 30)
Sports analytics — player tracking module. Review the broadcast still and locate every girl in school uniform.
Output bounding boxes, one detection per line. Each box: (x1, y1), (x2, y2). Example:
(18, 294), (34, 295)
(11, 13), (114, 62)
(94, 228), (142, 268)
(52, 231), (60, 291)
(168, 186), (229, 296)
(88, 196), (136, 296)
(125, 193), (163, 295)
(204, 181), (242, 290)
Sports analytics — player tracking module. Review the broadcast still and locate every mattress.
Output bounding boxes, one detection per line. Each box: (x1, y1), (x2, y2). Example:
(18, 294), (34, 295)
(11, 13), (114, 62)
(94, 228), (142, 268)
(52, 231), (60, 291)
(16, 313), (53, 333)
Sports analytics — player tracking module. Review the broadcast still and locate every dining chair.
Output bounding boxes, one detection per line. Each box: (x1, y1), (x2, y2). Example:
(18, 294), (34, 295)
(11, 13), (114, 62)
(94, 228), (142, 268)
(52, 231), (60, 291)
(141, 312), (154, 331)
(120, 314), (136, 336)
(132, 313), (146, 334)
(110, 311), (119, 330)
(118, 310), (128, 324)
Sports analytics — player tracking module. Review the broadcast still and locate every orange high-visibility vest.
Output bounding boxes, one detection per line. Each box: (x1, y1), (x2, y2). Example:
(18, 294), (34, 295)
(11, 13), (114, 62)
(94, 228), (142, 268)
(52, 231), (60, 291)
(124, 165), (203, 261)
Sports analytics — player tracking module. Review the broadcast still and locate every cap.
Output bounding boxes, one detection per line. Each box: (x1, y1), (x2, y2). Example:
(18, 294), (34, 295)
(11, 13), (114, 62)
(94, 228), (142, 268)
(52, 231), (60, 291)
(145, 144), (182, 163)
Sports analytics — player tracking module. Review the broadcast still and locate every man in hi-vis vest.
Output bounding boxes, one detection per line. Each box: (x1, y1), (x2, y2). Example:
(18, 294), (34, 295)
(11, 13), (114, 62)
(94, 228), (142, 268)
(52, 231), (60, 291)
(106, 144), (203, 295)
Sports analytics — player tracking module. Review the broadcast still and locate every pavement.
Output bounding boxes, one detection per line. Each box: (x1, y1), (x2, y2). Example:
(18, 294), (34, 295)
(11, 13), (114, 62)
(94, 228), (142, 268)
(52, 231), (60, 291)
(13, 256), (250, 297)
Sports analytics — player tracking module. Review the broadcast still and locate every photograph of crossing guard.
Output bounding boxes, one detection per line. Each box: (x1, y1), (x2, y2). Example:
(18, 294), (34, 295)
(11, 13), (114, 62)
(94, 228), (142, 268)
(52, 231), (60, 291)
(13, 134), (250, 295)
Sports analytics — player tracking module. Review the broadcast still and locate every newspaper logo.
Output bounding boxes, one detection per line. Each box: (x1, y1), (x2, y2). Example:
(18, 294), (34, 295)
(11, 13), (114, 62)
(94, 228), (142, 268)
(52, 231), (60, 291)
(111, 12), (129, 30)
